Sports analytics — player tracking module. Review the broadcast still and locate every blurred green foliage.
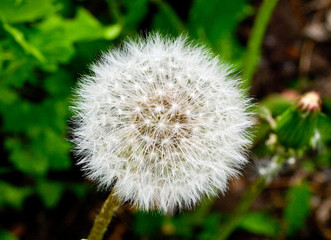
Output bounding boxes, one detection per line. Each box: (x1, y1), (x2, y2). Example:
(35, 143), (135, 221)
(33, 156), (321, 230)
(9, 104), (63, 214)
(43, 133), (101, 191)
(1, 0), (331, 239)
(0, 0), (122, 213)
(284, 181), (312, 236)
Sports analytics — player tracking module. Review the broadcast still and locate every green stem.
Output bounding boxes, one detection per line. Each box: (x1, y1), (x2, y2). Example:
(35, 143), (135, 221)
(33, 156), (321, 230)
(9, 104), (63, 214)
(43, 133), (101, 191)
(215, 156), (286, 240)
(87, 191), (120, 240)
(242, 0), (279, 90)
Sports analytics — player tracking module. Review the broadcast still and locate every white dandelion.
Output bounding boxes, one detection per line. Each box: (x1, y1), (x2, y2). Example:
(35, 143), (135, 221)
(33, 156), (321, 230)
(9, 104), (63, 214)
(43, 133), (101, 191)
(72, 34), (253, 213)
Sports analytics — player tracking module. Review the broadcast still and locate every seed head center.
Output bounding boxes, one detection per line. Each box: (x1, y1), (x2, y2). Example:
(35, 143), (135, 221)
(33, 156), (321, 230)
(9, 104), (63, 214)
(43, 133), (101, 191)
(131, 94), (195, 147)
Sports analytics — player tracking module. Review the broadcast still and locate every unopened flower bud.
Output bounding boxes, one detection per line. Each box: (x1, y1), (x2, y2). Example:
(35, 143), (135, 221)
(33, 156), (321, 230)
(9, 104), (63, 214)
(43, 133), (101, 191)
(298, 91), (321, 112)
(275, 91), (322, 150)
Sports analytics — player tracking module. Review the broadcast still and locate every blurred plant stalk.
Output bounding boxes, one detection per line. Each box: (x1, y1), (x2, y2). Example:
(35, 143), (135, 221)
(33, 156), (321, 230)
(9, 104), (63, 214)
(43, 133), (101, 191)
(242, 0), (279, 91)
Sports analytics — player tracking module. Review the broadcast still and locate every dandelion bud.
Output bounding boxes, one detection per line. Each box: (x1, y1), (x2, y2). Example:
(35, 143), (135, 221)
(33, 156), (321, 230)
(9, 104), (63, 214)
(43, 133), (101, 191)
(298, 91), (321, 112)
(275, 91), (322, 150)
(71, 34), (253, 212)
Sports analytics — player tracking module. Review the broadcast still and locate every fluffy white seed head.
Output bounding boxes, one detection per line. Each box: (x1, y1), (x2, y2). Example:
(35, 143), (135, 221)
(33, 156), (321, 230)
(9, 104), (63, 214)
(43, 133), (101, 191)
(71, 34), (253, 212)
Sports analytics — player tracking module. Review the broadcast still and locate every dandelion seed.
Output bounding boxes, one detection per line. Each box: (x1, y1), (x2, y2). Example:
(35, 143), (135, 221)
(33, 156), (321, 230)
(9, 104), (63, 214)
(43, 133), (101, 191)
(71, 34), (253, 212)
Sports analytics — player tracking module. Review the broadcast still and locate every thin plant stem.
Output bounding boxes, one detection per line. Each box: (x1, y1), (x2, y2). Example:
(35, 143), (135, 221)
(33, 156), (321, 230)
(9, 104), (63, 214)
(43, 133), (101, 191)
(242, 0), (279, 91)
(215, 156), (286, 240)
(87, 191), (120, 240)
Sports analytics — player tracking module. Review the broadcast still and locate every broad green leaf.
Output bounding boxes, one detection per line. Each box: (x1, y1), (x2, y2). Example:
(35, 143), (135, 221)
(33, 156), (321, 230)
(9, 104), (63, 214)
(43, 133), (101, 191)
(261, 93), (293, 118)
(2, 99), (72, 172)
(0, 38), (36, 88)
(28, 20), (75, 71)
(1, 100), (52, 133)
(0, 86), (17, 105)
(31, 129), (71, 171)
(5, 125), (71, 175)
(104, 24), (122, 40)
(284, 181), (312, 236)
(2, 23), (46, 62)
(317, 113), (331, 142)
(1, 96), (69, 134)
(0, 182), (32, 209)
(239, 212), (279, 238)
(36, 181), (64, 208)
(0, 58), (35, 88)
(1, 101), (32, 133)
(65, 8), (121, 41)
(0, 0), (57, 23)
(44, 70), (73, 98)
(5, 137), (49, 176)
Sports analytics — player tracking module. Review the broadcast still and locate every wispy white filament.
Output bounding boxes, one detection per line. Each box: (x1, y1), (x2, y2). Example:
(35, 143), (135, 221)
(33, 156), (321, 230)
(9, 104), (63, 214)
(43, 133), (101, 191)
(72, 34), (253, 212)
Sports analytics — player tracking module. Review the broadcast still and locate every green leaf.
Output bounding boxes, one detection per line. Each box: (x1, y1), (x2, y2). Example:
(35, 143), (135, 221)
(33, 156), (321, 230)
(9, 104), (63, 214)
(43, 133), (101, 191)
(0, 38), (36, 88)
(44, 70), (73, 98)
(5, 137), (49, 176)
(260, 93), (293, 118)
(0, 182), (32, 209)
(36, 181), (64, 208)
(28, 18), (75, 71)
(65, 8), (121, 42)
(0, 0), (58, 23)
(32, 129), (71, 171)
(0, 86), (17, 105)
(103, 24), (122, 40)
(2, 23), (46, 62)
(284, 181), (312, 236)
(239, 212), (279, 238)
(317, 114), (331, 142)
(1, 101), (30, 133)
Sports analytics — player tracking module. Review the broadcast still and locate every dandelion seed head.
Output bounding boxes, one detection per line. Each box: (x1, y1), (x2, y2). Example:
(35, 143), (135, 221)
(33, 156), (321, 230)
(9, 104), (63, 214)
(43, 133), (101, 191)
(72, 34), (254, 212)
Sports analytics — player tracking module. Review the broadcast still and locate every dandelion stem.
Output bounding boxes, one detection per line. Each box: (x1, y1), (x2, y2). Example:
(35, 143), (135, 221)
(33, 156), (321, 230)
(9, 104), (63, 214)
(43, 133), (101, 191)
(216, 156), (286, 240)
(87, 191), (119, 240)
(242, 0), (279, 91)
